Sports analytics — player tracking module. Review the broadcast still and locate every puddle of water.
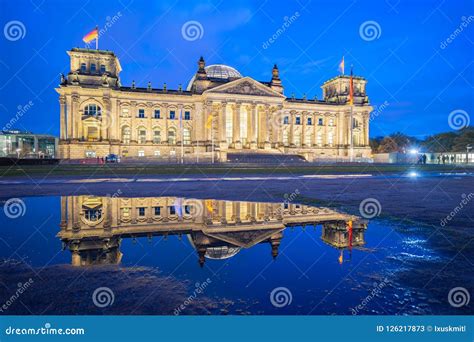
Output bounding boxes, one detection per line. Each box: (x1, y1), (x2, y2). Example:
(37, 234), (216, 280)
(0, 196), (471, 315)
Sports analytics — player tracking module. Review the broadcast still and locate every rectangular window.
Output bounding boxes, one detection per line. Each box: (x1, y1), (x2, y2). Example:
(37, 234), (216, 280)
(307, 117), (312, 125)
(329, 118), (334, 126)
(90, 64), (96, 73)
(169, 206), (176, 215)
(100, 65), (106, 73)
(316, 132), (322, 146)
(284, 203), (289, 209)
(122, 108), (129, 117)
(138, 109), (145, 118)
(154, 150), (161, 156)
(138, 207), (146, 216)
(138, 150), (145, 157)
(184, 111), (191, 120)
(154, 207), (161, 216)
(154, 110), (160, 119)
(295, 116), (301, 125)
(80, 63), (86, 73)
(318, 118), (323, 126)
(283, 116), (289, 125)
(169, 110), (176, 120)
(153, 131), (161, 144)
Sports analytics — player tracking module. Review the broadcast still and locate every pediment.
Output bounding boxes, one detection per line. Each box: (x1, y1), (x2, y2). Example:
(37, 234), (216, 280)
(204, 227), (284, 248)
(204, 77), (285, 98)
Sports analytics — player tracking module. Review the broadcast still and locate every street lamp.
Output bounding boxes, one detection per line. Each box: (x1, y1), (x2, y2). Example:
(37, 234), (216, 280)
(467, 144), (472, 164)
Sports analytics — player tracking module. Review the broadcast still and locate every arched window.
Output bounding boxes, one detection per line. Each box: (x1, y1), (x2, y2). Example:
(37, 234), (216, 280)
(121, 126), (131, 144)
(138, 128), (147, 144)
(168, 129), (176, 144)
(84, 104), (101, 116)
(153, 130), (161, 144)
(183, 128), (191, 145)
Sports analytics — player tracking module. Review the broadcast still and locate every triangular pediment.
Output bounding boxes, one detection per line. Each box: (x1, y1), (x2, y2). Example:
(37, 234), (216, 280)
(204, 227), (284, 248)
(204, 77), (285, 98)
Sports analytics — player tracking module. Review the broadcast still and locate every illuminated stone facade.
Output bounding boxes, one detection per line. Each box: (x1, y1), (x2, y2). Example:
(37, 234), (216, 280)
(57, 48), (372, 161)
(58, 196), (367, 267)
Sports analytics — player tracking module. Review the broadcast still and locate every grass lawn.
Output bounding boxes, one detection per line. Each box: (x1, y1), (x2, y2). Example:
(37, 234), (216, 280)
(0, 162), (473, 178)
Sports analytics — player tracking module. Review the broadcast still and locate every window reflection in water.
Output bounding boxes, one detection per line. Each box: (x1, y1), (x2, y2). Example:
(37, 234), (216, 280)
(59, 196), (368, 267)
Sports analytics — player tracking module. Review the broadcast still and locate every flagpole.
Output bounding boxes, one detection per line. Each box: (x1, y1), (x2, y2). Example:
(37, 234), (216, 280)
(211, 118), (214, 164)
(350, 104), (353, 162)
(95, 26), (98, 50)
(349, 64), (354, 162)
(180, 109), (184, 164)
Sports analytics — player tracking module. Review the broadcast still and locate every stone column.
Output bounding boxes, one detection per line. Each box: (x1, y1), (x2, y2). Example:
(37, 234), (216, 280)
(177, 104), (184, 144)
(159, 103), (166, 144)
(263, 105), (271, 149)
(101, 97), (111, 141)
(289, 111), (294, 147)
(363, 114), (369, 145)
(59, 96), (66, 140)
(323, 114), (328, 147)
(219, 102), (227, 149)
(66, 96), (73, 140)
(232, 102), (241, 149)
(302, 111), (307, 147)
(72, 95), (80, 141)
(250, 103), (258, 149)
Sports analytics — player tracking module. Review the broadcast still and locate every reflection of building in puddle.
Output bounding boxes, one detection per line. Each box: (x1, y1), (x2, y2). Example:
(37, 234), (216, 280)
(58, 196), (368, 267)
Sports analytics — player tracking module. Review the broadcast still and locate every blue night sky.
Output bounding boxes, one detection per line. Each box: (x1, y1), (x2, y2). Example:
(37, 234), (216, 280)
(0, 0), (472, 138)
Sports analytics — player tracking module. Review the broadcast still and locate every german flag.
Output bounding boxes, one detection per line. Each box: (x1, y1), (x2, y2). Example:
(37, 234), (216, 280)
(348, 66), (354, 106)
(83, 27), (98, 43)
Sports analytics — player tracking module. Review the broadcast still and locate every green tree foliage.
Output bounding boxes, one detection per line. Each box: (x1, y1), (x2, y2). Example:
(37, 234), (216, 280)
(421, 127), (474, 152)
(371, 127), (473, 153)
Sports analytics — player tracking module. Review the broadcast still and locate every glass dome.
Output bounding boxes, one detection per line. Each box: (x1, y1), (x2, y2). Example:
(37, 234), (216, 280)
(205, 64), (242, 79)
(205, 246), (241, 259)
(186, 64), (242, 90)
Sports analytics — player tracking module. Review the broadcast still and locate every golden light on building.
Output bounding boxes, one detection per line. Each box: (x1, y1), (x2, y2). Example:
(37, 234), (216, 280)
(56, 48), (371, 161)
